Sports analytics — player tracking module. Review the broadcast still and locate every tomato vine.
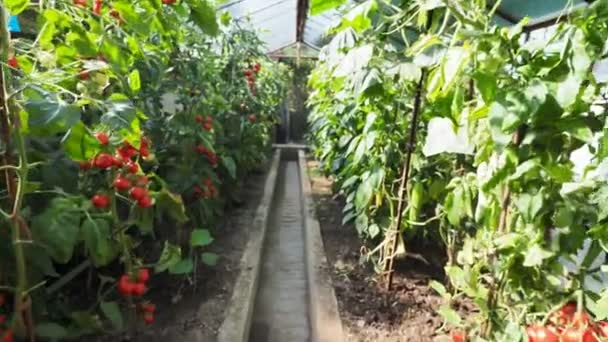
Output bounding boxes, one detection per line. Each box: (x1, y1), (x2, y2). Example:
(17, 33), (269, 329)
(309, 0), (608, 339)
(0, 0), (289, 340)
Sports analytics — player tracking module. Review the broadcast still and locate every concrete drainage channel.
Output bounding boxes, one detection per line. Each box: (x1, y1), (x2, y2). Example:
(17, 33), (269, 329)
(217, 147), (344, 342)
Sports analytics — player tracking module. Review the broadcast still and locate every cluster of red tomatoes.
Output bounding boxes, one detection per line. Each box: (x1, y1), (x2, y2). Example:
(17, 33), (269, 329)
(527, 303), (608, 342)
(195, 145), (218, 167)
(244, 63), (261, 96)
(139, 303), (156, 325)
(81, 133), (153, 209)
(0, 294), (12, 342)
(196, 115), (214, 131)
(117, 269), (155, 324)
(451, 303), (608, 341)
(193, 177), (218, 200)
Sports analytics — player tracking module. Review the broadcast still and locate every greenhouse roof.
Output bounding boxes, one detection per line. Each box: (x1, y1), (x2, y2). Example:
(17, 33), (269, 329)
(219, 0), (596, 55)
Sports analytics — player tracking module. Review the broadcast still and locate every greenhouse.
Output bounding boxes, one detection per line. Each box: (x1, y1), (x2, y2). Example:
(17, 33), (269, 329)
(1, 0), (608, 341)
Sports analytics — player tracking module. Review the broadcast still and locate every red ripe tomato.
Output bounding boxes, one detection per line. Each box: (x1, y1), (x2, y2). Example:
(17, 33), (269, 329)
(140, 146), (150, 158)
(244, 69), (253, 77)
(142, 303), (156, 313)
(253, 63), (261, 73)
(527, 325), (558, 342)
(143, 312), (154, 325)
(598, 321), (608, 337)
(74, 0), (87, 6)
(248, 115), (257, 122)
(132, 283), (146, 296)
(573, 312), (591, 328)
(113, 176), (131, 191)
(561, 328), (595, 342)
(118, 275), (134, 296)
(118, 143), (138, 160)
(130, 187), (147, 201)
(91, 194), (110, 208)
(205, 116), (213, 123)
(196, 115), (203, 122)
(137, 176), (149, 186)
(94, 153), (114, 169)
(2, 330), (13, 342)
(96, 132), (109, 145)
(93, 0), (103, 15)
(137, 268), (150, 283)
(451, 330), (466, 342)
(125, 161), (139, 174)
(137, 196), (153, 208)
(195, 145), (207, 154)
(7, 57), (18, 69)
(79, 70), (90, 80)
(162, 0), (175, 4)
(203, 123), (213, 131)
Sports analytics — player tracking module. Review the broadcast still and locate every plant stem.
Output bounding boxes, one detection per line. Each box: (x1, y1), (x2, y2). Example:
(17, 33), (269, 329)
(0, 4), (35, 341)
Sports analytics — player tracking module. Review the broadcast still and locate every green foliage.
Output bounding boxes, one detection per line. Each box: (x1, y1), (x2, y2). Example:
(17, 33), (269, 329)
(308, 0), (608, 339)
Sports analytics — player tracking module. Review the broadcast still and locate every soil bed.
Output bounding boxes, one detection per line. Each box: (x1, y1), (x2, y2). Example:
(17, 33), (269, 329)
(307, 158), (446, 342)
(88, 162), (270, 342)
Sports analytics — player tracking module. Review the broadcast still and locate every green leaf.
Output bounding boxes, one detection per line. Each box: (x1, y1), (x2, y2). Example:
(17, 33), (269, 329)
(31, 197), (81, 264)
(169, 257), (194, 274)
(82, 218), (118, 267)
(437, 305), (461, 326)
(101, 99), (137, 130)
(190, 229), (214, 247)
(310, 0), (346, 15)
(155, 189), (188, 223)
(128, 69), (141, 93)
(556, 74), (581, 109)
(523, 244), (552, 267)
(25, 97), (81, 135)
(36, 323), (68, 340)
(5, 0), (29, 14)
(201, 252), (219, 266)
(154, 241), (182, 273)
(222, 156), (237, 179)
(63, 121), (101, 162)
(100, 301), (124, 330)
(186, 0), (219, 36)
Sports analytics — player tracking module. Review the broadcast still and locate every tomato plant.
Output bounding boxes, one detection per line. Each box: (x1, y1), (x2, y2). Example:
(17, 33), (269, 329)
(308, 0), (608, 340)
(0, 0), (288, 340)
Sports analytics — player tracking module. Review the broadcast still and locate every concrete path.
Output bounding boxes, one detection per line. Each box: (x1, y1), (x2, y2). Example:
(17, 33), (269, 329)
(249, 161), (311, 342)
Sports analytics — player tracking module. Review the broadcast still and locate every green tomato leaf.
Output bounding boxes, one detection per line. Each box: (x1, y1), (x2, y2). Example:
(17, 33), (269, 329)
(63, 121), (101, 162)
(523, 244), (552, 267)
(169, 257), (194, 274)
(155, 241), (182, 273)
(82, 218), (118, 267)
(100, 301), (124, 330)
(190, 229), (214, 247)
(6, 0), (29, 14)
(36, 323), (68, 340)
(128, 69), (141, 93)
(201, 252), (219, 266)
(31, 197), (81, 264)
(310, 0), (346, 15)
(185, 0), (219, 36)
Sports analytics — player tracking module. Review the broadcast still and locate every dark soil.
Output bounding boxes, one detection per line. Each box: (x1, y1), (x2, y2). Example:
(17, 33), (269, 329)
(307, 158), (448, 342)
(88, 163), (270, 342)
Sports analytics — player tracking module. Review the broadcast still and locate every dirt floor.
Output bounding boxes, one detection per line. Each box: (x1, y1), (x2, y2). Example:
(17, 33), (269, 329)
(89, 164), (269, 342)
(307, 159), (448, 342)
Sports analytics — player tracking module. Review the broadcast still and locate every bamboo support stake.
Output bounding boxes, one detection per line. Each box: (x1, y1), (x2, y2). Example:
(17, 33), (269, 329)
(383, 70), (426, 291)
